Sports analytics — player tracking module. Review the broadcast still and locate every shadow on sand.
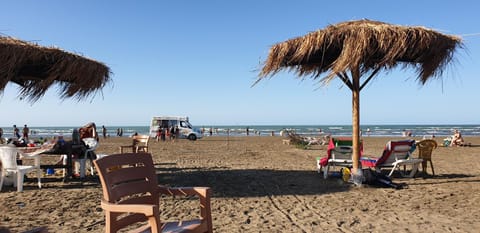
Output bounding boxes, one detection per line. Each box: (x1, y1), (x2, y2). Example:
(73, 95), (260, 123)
(155, 166), (351, 198)
(16, 167), (476, 194)
(407, 173), (479, 186)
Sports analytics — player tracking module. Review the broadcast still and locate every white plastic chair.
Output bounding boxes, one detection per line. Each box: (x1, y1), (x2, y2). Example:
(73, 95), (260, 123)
(0, 145), (42, 192)
(79, 137), (98, 177)
(64, 138), (98, 178)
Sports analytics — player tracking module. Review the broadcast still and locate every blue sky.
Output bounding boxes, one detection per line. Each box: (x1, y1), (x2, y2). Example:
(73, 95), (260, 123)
(0, 0), (479, 127)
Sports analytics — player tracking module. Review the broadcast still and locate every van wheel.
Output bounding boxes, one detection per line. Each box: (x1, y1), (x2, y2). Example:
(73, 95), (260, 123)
(188, 134), (197, 141)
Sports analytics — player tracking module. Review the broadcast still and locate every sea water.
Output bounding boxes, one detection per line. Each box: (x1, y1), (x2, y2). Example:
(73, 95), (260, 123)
(1, 124), (479, 139)
(193, 124), (480, 137)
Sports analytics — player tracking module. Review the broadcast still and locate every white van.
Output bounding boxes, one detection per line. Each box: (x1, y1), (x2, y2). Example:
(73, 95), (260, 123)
(149, 116), (203, 140)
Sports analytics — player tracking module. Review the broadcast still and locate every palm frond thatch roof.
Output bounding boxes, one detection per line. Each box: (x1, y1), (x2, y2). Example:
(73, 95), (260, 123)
(0, 36), (111, 102)
(258, 19), (462, 85)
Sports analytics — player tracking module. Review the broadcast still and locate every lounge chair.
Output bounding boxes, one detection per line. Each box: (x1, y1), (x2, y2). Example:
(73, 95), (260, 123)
(360, 139), (422, 178)
(317, 137), (363, 179)
(93, 153), (213, 233)
(416, 139), (437, 176)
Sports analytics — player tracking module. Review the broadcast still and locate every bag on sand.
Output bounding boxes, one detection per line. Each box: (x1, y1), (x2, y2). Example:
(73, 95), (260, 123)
(362, 169), (405, 189)
(341, 167), (404, 189)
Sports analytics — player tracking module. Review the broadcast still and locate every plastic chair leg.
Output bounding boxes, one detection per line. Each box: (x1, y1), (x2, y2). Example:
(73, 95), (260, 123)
(0, 170), (4, 192)
(79, 159), (86, 178)
(323, 165), (329, 179)
(37, 168), (42, 189)
(429, 160), (435, 176)
(62, 154), (68, 177)
(408, 164), (419, 178)
(421, 161), (427, 174)
(17, 171), (25, 192)
(89, 159), (95, 176)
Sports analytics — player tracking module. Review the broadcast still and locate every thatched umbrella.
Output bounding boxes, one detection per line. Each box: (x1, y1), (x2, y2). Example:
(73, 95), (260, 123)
(256, 19), (462, 176)
(0, 36), (111, 102)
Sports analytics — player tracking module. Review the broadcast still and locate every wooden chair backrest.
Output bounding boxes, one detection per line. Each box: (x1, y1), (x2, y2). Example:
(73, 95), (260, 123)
(417, 139), (437, 160)
(133, 135), (150, 153)
(93, 153), (160, 232)
(133, 135), (149, 146)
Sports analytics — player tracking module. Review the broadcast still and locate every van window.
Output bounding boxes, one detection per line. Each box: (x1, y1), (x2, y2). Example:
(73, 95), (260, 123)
(180, 121), (192, 129)
(159, 120), (170, 128)
(169, 120), (178, 127)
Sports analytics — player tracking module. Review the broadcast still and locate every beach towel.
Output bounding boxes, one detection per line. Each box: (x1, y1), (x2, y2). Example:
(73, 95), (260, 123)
(362, 169), (405, 189)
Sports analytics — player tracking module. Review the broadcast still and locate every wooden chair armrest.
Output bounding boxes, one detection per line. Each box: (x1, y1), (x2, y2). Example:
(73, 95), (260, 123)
(118, 145), (135, 153)
(101, 199), (158, 217)
(158, 185), (212, 230)
(157, 185), (211, 198)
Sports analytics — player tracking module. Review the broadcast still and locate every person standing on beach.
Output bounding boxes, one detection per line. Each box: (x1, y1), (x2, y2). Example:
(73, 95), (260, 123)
(166, 126), (171, 141)
(102, 125), (107, 139)
(0, 128), (4, 144)
(160, 127), (166, 141)
(156, 126), (162, 142)
(13, 125), (20, 138)
(170, 126), (176, 142)
(175, 125), (180, 140)
(22, 124), (30, 140)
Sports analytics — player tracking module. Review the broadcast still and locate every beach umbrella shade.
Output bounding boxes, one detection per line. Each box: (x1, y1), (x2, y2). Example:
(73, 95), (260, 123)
(256, 19), (462, 175)
(0, 36), (111, 102)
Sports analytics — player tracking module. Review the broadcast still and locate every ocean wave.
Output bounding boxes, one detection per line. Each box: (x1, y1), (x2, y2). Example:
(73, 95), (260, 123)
(1, 124), (479, 138)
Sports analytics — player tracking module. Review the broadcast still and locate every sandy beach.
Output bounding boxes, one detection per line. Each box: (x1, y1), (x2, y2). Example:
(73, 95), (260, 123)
(1, 136), (480, 232)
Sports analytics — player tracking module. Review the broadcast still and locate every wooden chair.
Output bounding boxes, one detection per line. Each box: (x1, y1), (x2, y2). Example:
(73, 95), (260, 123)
(93, 153), (213, 233)
(119, 135), (150, 153)
(416, 139), (438, 176)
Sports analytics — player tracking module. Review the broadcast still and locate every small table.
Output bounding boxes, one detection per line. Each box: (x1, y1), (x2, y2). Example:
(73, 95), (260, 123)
(19, 141), (86, 182)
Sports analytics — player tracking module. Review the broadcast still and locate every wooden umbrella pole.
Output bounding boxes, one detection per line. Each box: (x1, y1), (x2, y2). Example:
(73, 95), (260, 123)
(352, 90), (360, 173)
(351, 69), (361, 176)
